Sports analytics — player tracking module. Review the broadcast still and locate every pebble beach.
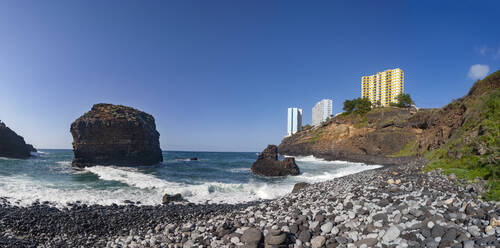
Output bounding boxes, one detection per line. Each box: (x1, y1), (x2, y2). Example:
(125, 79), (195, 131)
(1, 158), (498, 247)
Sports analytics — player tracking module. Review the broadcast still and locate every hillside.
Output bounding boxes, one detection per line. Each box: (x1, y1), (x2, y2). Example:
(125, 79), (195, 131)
(279, 69), (500, 199)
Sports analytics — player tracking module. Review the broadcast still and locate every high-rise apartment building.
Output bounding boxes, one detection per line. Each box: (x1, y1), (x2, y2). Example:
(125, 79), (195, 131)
(312, 99), (333, 126)
(287, 108), (302, 136)
(361, 68), (404, 107)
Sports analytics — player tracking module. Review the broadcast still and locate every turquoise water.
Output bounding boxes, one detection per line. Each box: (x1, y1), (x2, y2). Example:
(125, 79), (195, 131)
(0, 150), (381, 207)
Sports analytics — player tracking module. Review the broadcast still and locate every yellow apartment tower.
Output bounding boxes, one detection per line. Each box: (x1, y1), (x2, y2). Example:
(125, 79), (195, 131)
(361, 68), (404, 107)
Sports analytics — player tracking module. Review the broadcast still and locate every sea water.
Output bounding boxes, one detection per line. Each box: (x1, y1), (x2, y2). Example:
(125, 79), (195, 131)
(0, 150), (381, 207)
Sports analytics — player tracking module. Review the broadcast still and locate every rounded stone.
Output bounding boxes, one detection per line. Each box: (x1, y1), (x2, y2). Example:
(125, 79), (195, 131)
(265, 233), (286, 245)
(298, 230), (311, 242)
(241, 228), (263, 244)
(320, 222), (333, 233)
(427, 221), (434, 229)
(382, 226), (400, 243)
(311, 236), (326, 248)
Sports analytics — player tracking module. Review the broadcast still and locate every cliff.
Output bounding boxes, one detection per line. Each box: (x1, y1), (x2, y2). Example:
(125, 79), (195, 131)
(71, 103), (163, 167)
(279, 108), (424, 165)
(279, 69), (500, 199)
(0, 121), (36, 158)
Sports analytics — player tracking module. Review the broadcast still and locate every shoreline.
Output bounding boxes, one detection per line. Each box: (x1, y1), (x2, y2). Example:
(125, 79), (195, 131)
(1, 157), (498, 247)
(0, 154), (382, 208)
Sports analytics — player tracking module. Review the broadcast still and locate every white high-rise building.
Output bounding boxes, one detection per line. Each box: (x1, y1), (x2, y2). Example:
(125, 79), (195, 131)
(312, 99), (333, 126)
(287, 108), (302, 136)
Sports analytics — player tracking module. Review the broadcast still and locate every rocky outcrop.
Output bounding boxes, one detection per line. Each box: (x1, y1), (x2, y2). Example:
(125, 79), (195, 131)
(70, 103), (163, 167)
(162, 193), (183, 204)
(279, 69), (500, 167)
(251, 145), (300, 177)
(278, 108), (421, 165)
(0, 121), (36, 159)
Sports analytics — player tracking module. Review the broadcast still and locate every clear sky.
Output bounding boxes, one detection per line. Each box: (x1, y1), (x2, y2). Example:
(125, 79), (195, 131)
(0, 0), (499, 151)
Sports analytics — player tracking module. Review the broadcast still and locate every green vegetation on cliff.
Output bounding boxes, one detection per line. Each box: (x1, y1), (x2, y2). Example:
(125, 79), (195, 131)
(281, 69), (499, 201)
(423, 70), (500, 200)
(390, 139), (418, 157)
(78, 103), (156, 124)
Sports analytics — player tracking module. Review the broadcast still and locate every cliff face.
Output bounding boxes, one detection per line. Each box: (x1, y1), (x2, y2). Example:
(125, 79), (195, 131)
(0, 121), (36, 159)
(279, 108), (423, 165)
(279, 70), (500, 169)
(71, 103), (163, 167)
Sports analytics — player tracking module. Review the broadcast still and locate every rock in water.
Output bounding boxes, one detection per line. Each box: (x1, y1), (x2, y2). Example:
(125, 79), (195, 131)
(70, 103), (163, 167)
(0, 121), (36, 158)
(162, 193), (183, 204)
(251, 145), (300, 177)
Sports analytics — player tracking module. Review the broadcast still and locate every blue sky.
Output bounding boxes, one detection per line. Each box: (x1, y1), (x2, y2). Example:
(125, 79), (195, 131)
(0, 0), (499, 151)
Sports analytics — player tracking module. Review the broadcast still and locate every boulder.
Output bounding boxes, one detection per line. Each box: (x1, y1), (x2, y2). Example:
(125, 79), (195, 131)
(162, 193), (183, 204)
(292, 182), (310, 193)
(241, 228), (263, 245)
(250, 145), (300, 177)
(0, 121), (36, 159)
(70, 103), (163, 167)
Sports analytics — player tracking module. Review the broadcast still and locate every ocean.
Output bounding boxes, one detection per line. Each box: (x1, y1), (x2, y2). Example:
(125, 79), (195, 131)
(0, 150), (381, 207)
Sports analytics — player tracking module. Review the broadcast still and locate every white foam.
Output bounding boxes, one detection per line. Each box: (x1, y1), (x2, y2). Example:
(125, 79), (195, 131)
(31, 151), (49, 157)
(85, 166), (177, 189)
(291, 155), (382, 183)
(229, 167), (250, 173)
(0, 175), (165, 207)
(0, 157), (17, 160)
(84, 166), (269, 204)
(0, 156), (382, 207)
(293, 164), (381, 183)
(56, 161), (72, 166)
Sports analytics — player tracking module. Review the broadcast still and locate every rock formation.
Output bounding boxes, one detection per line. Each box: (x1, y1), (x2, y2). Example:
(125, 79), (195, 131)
(278, 108), (420, 165)
(162, 193), (183, 204)
(251, 145), (300, 177)
(70, 103), (163, 167)
(292, 182), (310, 193)
(279, 69), (500, 167)
(0, 121), (36, 158)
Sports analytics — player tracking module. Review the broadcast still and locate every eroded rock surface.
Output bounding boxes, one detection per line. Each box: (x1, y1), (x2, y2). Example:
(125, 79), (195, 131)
(70, 103), (163, 167)
(0, 121), (36, 159)
(251, 145), (300, 177)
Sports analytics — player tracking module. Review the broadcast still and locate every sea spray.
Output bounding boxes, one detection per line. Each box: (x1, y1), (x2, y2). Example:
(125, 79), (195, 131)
(0, 150), (382, 207)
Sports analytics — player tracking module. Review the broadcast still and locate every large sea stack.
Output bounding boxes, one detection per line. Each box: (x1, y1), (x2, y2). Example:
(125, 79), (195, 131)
(0, 121), (36, 158)
(251, 145), (300, 177)
(70, 103), (163, 167)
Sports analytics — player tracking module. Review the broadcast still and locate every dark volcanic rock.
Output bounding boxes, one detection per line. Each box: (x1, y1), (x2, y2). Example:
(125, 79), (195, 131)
(70, 103), (163, 167)
(250, 145), (300, 177)
(162, 193), (183, 204)
(0, 121), (36, 159)
(292, 182), (310, 193)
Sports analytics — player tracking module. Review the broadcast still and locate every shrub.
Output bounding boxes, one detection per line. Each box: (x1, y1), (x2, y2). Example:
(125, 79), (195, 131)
(343, 97), (372, 115)
(391, 93), (414, 108)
